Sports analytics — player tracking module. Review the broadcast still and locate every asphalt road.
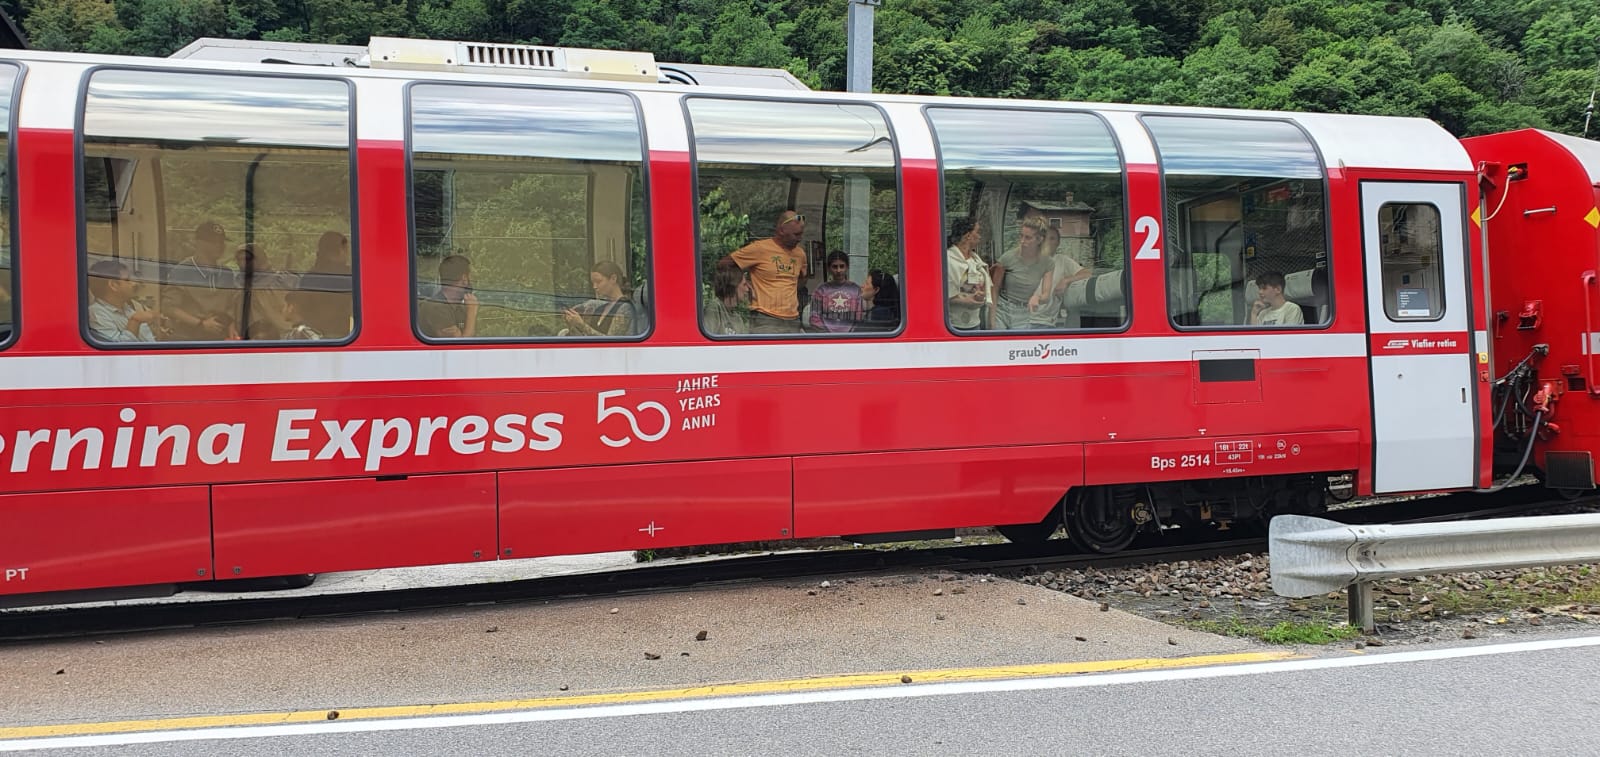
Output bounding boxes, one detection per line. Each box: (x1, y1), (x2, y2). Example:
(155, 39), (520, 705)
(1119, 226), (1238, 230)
(10, 634), (1600, 755)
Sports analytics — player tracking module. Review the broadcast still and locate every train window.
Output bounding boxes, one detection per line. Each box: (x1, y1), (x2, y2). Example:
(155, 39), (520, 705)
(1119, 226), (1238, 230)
(686, 97), (900, 337)
(927, 107), (1128, 333)
(409, 85), (648, 341)
(0, 64), (16, 348)
(1377, 203), (1445, 321)
(81, 71), (354, 346)
(1143, 116), (1330, 329)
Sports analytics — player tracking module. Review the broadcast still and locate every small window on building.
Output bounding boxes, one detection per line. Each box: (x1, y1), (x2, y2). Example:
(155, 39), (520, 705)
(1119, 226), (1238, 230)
(927, 107), (1128, 333)
(1377, 203), (1444, 321)
(1144, 116), (1330, 329)
(687, 97), (901, 337)
(409, 85), (649, 341)
(81, 70), (355, 346)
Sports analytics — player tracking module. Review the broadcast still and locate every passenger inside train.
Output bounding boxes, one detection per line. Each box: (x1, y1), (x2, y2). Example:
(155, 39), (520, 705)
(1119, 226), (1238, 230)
(418, 254), (479, 339)
(1248, 270), (1306, 326)
(945, 216), (993, 330)
(861, 269), (900, 332)
(161, 221), (236, 341)
(561, 260), (640, 337)
(703, 257), (752, 336)
(280, 290), (323, 340)
(86, 259), (157, 343)
(808, 250), (865, 333)
(295, 231), (353, 339)
(730, 210), (809, 335)
(233, 243), (300, 340)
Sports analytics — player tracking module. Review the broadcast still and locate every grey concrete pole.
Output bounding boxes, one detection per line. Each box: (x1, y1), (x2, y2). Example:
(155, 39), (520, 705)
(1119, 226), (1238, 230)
(845, 0), (879, 94)
(844, 0), (880, 284)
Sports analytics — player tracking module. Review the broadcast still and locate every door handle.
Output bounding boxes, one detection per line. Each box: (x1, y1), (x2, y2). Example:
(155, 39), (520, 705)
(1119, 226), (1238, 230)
(1462, 387), (1467, 403)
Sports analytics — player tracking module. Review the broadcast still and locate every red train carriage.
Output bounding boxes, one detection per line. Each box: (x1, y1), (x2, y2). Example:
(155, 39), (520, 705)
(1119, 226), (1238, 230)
(0, 35), (1579, 605)
(1463, 130), (1600, 492)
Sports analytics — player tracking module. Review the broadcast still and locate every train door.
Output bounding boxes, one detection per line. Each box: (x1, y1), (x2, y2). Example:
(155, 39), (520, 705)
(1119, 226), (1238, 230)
(1361, 181), (1476, 492)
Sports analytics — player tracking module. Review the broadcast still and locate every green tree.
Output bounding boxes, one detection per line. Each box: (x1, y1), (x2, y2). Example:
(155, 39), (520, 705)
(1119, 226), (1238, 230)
(22, 0), (126, 52)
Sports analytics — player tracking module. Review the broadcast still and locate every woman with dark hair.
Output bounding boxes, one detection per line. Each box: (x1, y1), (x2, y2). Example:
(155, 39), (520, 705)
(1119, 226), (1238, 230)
(703, 256), (751, 335)
(563, 259), (637, 337)
(864, 269), (900, 331)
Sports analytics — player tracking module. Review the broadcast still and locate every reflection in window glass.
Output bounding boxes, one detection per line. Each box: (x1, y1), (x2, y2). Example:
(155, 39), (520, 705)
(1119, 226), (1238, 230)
(928, 108), (1127, 332)
(411, 85), (648, 340)
(82, 71), (354, 344)
(0, 65), (15, 346)
(1145, 116), (1330, 328)
(688, 98), (900, 337)
(1378, 203), (1444, 321)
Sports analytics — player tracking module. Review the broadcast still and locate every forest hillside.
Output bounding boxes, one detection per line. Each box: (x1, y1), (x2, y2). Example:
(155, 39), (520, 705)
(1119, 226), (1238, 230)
(12, 0), (1600, 136)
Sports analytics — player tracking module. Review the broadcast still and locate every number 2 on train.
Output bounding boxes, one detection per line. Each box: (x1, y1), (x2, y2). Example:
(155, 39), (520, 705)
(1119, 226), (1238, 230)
(1134, 215), (1161, 261)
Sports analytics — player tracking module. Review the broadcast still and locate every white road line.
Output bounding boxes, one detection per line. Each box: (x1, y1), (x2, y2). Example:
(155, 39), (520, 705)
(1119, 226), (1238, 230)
(8, 634), (1599, 751)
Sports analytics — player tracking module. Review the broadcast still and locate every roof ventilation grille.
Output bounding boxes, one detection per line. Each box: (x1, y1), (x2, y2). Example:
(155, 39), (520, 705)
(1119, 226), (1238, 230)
(368, 37), (658, 83)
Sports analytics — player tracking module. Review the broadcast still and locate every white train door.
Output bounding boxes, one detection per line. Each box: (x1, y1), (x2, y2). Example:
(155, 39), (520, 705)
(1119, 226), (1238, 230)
(1362, 182), (1477, 492)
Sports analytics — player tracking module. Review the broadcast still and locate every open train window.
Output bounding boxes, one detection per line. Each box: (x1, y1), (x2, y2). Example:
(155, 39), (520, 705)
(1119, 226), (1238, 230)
(1142, 116), (1331, 330)
(927, 106), (1128, 334)
(686, 97), (901, 338)
(80, 70), (355, 347)
(408, 84), (649, 342)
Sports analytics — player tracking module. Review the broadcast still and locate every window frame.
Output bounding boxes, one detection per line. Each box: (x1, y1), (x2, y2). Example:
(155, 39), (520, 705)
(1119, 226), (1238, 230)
(75, 65), (360, 351)
(1138, 113), (1334, 333)
(1376, 200), (1447, 323)
(0, 61), (22, 352)
(404, 79), (654, 345)
(924, 103), (1133, 337)
(683, 93), (906, 341)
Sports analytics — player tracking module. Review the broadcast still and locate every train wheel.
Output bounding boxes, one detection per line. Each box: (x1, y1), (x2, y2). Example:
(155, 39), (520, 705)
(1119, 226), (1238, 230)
(1066, 488), (1142, 554)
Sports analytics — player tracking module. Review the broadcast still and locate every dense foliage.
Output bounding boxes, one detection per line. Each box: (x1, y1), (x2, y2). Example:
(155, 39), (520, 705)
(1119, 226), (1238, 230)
(14, 0), (1598, 136)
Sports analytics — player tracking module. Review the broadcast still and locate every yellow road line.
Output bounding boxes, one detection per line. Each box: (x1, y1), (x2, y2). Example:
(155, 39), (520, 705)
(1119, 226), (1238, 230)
(0, 650), (1296, 740)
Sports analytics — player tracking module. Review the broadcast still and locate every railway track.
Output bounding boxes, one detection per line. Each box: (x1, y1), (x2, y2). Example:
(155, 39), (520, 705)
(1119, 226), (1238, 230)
(1, 484), (1589, 642)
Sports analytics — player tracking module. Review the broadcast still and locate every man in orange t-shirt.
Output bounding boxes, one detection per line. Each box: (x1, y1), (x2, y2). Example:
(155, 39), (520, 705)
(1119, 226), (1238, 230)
(730, 210), (809, 334)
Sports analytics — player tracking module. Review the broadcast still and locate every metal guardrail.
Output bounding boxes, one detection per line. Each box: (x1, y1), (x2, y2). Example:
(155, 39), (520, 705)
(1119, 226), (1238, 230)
(1269, 513), (1600, 632)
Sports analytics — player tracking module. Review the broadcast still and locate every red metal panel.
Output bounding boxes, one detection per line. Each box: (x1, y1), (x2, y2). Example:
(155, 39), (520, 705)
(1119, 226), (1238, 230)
(1124, 163), (1168, 336)
(793, 445), (1082, 537)
(645, 150), (699, 344)
(0, 485), (209, 595)
(1085, 430), (1362, 485)
(354, 139), (414, 348)
(13, 128), (80, 352)
(499, 458), (793, 556)
(899, 157), (945, 340)
(212, 473), (496, 578)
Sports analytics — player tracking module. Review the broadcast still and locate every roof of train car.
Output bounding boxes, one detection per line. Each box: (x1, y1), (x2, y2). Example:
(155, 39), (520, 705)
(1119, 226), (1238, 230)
(1538, 129), (1600, 185)
(167, 38), (812, 91)
(0, 41), (1472, 174)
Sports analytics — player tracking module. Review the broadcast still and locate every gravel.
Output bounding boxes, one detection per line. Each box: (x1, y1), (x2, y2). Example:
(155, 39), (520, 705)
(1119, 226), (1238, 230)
(1004, 553), (1600, 645)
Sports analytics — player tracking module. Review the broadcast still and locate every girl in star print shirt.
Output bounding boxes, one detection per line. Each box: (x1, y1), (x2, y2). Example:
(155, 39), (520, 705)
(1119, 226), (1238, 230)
(809, 250), (865, 333)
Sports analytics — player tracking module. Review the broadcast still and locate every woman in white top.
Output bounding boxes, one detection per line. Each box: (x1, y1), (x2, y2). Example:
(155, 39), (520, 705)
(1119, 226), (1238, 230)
(945, 217), (993, 330)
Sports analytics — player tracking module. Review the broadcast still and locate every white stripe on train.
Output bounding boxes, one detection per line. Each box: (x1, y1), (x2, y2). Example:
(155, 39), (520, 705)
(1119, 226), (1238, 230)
(0, 332), (1376, 391)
